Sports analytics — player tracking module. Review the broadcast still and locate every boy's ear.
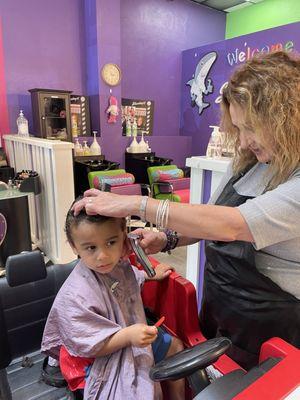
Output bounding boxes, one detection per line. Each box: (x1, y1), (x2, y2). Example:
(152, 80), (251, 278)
(69, 243), (79, 256)
(121, 234), (131, 259)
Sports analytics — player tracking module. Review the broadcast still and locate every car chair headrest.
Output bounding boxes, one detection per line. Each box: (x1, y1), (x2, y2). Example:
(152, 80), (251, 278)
(5, 250), (46, 287)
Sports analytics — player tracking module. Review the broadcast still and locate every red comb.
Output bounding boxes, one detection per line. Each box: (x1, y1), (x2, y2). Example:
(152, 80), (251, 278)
(154, 316), (165, 328)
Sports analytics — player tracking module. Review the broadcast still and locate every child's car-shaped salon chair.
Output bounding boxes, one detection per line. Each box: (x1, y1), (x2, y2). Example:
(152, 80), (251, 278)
(1, 251), (299, 400)
(138, 256), (300, 400)
(147, 165), (190, 203)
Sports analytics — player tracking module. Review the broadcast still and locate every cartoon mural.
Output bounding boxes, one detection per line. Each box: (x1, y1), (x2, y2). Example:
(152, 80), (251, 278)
(181, 22), (300, 157)
(186, 51), (217, 115)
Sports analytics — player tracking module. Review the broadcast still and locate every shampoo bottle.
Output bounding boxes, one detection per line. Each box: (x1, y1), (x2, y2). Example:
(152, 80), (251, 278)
(74, 138), (83, 156)
(126, 136), (139, 153)
(90, 131), (101, 155)
(83, 141), (90, 156)
(138, 132), (148, 153)
(206, 125), (222, 158)
(17, 110), (29, 136)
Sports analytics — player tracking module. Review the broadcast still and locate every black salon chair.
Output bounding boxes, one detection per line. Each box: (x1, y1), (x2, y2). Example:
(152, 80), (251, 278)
(0, 250), (77, 400)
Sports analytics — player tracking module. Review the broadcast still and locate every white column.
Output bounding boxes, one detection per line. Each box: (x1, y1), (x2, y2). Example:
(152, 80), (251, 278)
(185, 156), (230, 293)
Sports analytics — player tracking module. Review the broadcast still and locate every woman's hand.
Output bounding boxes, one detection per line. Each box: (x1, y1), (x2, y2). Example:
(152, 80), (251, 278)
(126, 324), (158, 347)
(72, 190), (141, 218)
(151, 263), (174, 281)
(133, 228), (167, 255)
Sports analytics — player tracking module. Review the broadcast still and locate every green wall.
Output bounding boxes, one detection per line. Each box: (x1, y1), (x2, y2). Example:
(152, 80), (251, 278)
(226, 0), (300, 39)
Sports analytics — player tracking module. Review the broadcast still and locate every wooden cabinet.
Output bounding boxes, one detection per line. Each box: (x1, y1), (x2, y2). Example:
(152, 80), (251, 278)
(29, 88), (72, 141)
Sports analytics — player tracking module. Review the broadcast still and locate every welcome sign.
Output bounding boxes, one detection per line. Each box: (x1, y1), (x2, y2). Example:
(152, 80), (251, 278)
(180, 21), (300, 156)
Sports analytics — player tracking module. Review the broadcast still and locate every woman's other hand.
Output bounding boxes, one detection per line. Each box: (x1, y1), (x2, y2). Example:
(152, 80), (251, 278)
(133, 228), (167, 255)
(84, 188), (102, 198)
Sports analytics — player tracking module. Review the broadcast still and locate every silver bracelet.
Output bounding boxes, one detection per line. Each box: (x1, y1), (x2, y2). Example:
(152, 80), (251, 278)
(139, 196), (148, 222)
(155, 199), (170, 230)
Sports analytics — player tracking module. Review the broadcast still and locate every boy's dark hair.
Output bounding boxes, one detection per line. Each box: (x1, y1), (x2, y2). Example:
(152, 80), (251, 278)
(65, 196), (126, 246)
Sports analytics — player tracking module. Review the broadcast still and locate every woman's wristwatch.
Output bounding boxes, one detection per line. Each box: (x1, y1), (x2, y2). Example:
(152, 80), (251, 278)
(161, 229), (179, 254)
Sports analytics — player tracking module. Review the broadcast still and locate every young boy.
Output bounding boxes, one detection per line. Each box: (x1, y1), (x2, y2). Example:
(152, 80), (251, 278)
(41, 203), (184, 399)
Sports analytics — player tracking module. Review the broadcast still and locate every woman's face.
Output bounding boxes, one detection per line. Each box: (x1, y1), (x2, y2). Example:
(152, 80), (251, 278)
(229, 102), (272, 163)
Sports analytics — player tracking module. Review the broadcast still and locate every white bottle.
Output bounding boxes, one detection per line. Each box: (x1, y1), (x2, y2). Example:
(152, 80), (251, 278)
(8, 179), (14, 190)
(17, 110), (29, 136)
(206, 125), (222, 158)
(90, 131), (101, 155)
(126, 136), (139, 153)
(83, 141), (90, 156)
(74, 138), (83, 156)
(138, 132), (148, 153)
(146, 140), (151, 152)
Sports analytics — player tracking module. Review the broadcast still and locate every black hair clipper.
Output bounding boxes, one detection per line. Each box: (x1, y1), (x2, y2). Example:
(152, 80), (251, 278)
(128, 233), (156, 278)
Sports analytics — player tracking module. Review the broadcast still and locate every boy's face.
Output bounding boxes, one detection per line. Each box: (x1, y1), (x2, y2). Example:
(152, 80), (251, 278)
(70, 219), (126, 274)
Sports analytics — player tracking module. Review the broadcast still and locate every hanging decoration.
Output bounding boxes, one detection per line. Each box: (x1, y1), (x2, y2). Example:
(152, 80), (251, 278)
(106, 95), (119, 124)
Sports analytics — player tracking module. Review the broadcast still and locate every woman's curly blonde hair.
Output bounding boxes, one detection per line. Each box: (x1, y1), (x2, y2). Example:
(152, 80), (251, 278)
(220, 50), (300, 189)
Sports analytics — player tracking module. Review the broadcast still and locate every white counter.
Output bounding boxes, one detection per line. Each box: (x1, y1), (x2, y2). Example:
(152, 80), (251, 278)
(185, 156), (231, 297)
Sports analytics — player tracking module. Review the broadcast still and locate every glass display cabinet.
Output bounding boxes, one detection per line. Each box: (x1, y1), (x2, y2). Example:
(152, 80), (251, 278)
(29, 88), (72, 141)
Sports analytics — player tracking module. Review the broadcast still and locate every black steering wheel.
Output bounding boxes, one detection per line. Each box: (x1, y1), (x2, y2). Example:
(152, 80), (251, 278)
(150, 337), (231, 381)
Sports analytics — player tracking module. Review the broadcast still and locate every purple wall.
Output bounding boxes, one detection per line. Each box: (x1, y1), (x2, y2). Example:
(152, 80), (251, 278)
(0, 0), (85, 133)
(96, 0), (124, 166)
(0, 0), (225, 168)
(120, 0), (225, 167)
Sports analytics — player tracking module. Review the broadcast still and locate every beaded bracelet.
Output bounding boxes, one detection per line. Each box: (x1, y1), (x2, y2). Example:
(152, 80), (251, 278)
(161, 229), (179, 253)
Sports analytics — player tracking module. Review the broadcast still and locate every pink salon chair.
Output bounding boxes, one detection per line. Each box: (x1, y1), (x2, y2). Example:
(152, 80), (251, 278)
(147, 165), (190, 203)
(88, 169), (151, 229)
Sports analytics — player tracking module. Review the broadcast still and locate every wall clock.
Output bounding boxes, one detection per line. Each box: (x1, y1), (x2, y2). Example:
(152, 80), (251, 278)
(101, 63), (122, 86)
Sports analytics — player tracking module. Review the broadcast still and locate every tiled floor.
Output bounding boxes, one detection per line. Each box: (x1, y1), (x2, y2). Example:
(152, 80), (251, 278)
(152, 245), (187, 278)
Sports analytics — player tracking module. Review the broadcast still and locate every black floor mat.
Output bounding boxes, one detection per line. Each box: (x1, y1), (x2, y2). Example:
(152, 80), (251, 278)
(7, 352), (68, 400)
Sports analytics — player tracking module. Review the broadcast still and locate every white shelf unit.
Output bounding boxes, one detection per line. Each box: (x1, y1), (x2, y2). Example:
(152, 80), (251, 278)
(4, 135), (75, 264)
(185, 156), (231, 295)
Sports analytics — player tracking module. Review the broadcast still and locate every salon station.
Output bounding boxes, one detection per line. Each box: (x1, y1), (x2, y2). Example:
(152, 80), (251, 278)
(0, 1), (300, 399)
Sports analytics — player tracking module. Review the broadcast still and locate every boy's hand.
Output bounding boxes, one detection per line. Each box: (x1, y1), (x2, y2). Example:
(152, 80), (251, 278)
(127, 324), (158, 347)
(151, 263), (174, 281)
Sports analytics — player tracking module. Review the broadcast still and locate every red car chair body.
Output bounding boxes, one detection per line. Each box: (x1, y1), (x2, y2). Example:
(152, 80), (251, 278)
(132, 254), (300, 400)
(130, 254), (241, 400)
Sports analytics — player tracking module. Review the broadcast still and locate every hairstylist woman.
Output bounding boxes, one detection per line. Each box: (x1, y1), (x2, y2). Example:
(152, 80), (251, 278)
(73, 51), (300, 369)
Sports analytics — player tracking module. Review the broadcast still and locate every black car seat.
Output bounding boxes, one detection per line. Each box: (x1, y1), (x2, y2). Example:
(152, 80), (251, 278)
(0, 250), (77, 400)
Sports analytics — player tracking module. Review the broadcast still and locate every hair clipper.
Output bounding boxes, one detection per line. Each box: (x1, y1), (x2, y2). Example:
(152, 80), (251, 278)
(127, 233), (156, 278)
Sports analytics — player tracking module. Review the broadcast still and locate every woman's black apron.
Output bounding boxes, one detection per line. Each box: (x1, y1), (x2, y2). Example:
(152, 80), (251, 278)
(199, 171), (300, 369)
